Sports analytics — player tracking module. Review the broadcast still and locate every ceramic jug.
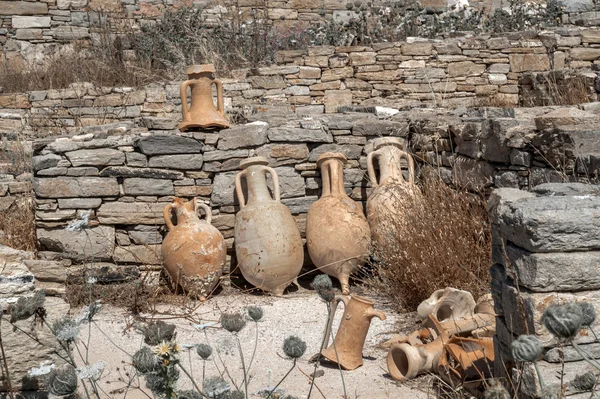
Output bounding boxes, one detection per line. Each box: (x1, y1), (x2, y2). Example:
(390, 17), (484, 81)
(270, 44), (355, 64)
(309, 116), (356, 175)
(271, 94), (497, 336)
(306, 152), (371, 295)
(387, 336), (445, 382)
(161, 197), (226, 299)
(366, 137), (419, 250)
(234, 157), (303, 296)
(178, 64), (230, 132)
(321, 295), (386, 370)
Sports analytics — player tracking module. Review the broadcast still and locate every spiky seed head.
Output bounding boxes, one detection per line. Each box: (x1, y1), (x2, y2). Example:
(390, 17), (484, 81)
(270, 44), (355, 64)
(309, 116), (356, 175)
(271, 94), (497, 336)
(579, 302), (596, 327)
(52, 316), (80, 343)
(283, 335), (307, 359)
(311, 274), (332, 291)
(144, 372), (165, 396)
(132, 347), (159, 374)
(140, 320), (177, 346)
(203, 376), (230, 398)
(483, 379), (510, 399)
(221, 313), (246, 333)
(542, 303), (583, 340)
(246, 305), (264, 322)
(571, 371), (596, 391)
(541, 385), (562, 399)
(48, 364), (78, 396)
(511, 335), (543, 363)
(178, 390), (203, 399)
(9, 290), (45, 323)
(196, 343), (213, 360)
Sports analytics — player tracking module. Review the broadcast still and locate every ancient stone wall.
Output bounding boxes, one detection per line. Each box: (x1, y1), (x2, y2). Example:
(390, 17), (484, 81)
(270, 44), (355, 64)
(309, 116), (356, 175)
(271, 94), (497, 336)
(489, 183), (600, 398)
(4, 27), (600, 142)
(28, 104), (600, 280)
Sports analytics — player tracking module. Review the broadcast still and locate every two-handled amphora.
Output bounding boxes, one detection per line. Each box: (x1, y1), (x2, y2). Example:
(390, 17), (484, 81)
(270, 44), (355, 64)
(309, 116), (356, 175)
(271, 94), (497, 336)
(234, 157), (303, 295)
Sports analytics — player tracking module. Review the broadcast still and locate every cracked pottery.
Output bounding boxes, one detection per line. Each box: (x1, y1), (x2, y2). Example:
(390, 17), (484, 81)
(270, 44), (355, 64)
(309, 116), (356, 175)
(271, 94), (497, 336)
(306, 152), (371, 294)
(178, 64), (230, 131)
(234, 157), (303, 295)
(366, 137), (420, 251)
(161, 197), (226, 299)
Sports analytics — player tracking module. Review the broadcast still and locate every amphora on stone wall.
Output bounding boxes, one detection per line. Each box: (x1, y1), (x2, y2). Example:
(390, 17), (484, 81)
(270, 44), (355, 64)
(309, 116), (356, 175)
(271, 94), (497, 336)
(161, 197), (226, 299)
(306, 152), (371, 295)
(366, 137), (420, 251)
(178, 64), (230, 131)
(234, 157), (303, 295)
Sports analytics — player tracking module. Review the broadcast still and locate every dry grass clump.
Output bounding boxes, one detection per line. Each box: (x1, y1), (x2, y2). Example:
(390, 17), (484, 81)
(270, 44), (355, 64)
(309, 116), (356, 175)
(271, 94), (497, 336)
(520, 72), (592, 107)
(66, 279), (160, 314)
(367, 176), (491, 312)
(0, 197), (37, 253)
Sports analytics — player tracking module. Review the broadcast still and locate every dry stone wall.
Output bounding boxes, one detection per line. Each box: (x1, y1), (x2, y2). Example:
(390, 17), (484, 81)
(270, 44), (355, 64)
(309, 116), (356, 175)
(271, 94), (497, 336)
(29, 104), (600, 278)
(489, 183), (600, 398)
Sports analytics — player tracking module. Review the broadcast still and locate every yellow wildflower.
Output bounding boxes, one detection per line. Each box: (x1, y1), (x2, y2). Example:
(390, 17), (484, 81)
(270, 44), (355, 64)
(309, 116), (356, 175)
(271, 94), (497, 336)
(153, 341), (171, 356)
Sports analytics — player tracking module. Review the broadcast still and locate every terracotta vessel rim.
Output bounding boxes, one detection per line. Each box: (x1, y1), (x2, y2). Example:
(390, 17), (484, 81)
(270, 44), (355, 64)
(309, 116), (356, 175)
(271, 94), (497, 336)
(317, 152), (347, 168)
(186, 64), (216, 74)
(373, 137), (404, 151)
(349, 295), (375, 305)
(240, 156), (270, 169)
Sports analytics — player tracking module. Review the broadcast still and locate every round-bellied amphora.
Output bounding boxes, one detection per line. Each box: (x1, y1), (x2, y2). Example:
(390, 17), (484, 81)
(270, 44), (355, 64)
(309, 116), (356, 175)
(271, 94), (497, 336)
(366, 137), (420, 251)
(306, 152), (371, 295)
(234, 157), (303, 296)
(161, 197), (226, 299)
(178, 64), (230, 131)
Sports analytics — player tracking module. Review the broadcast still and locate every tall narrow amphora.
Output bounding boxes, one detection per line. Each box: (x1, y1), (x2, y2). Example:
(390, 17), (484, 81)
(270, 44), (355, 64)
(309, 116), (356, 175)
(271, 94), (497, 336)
(366, 137), (419, 250)
(234, 157), (303, 296)
(161, 197), (226, 299)
(306, 152), (371, 295)
(178, 64), (230, 132)
(321, 295), (386, 370)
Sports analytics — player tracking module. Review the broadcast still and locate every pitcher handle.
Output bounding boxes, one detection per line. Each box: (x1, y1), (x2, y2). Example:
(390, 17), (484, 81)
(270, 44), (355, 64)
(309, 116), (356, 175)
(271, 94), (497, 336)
(321, 294), (350, 352)
(180, 80), (192, 121)
(264, 166), (281, 202)
(214, 79), (226, 117)
(235, 170), (247, 208)
(163, 204), (175, 231)
(366, 308), (387, 321)
(366, 151), (379, 187)
(400, 150), (416, 185)
(196, 201), (213, 224)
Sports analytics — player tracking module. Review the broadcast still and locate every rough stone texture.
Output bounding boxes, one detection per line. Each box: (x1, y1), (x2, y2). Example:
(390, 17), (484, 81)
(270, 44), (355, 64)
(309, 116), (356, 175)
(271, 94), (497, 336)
(0, 245), (35, 297)
(34, 177), (119, 198)
(113, 245), (161, 264)
(217, 122), (269, 150)
(97, 202), (165, 224)
(99, 166), (185, 179)
(267, 127), (333, 143)
(66, 148), (126, 166)
(37, 225), (115, 261)
(136, 135), (202, 155)
(57, 198), (103, 209)
(122, 178), (174, 196)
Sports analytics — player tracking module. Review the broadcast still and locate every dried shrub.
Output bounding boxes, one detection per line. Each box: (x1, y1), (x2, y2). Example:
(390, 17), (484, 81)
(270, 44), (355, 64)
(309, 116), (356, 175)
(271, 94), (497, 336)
(520, 72), (593, 107)
(0, 197), (37, 253)
(367, 176), (491, 312)
(65, 280), (159, 314)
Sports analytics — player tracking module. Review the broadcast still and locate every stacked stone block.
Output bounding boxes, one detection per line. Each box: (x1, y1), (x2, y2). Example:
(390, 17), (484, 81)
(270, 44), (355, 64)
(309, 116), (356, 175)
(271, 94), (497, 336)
(489, 183), (600, 398)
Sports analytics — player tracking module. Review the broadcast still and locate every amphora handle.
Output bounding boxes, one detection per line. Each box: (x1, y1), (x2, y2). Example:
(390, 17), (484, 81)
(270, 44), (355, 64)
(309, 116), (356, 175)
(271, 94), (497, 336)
(180, 80), (193, 121)
(163, 204), (175, 231)
(196, 201), (213, 224)
(213, 79), (226, 117)
(321, 159), (346, 197)
(321, 295), (351, 352)
(367, 149), (416, 186)
(235, 166), (281, 208)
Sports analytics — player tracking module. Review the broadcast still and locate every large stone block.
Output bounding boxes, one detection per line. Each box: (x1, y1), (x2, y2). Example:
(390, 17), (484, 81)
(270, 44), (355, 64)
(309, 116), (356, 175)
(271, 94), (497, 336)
(122, 178), (174, 196)
(37, 225), (115, 261)
(534, 108), (597, 131)
(210, 172), (238, 207)
(129, 225), (162, 245)
(34, 177), (119, 198)
(136, 135), (203, 155)
(97, 202), (165, 224)
(324, 90), (352, 113)
(217, 122), (269, 150)
(509, 54), (550, 72)
(488, 185), (600, 252)
(254, 144), (309, 166)
(66, 148), (125, 167)
(273, 167), (305, 198)
(570, 47), (600, 61)
(267, 127), (333, 143)
(480, 118), (521, 163)
(352, 119), (409, 137)
(147, 155), (203, 170)
(99, 166), (185, 179)
(401, 42), (433, 56)
(308, 144), (363, 161)
(505, 244), (600, 292)
(0, 1), (49, 15)
(33, 154), (63, 172)
(447, 61), (486, 77)
(113, 245), (161, 264)
(0, 245), (35, 297)
(57, 198), (102, 209)
(11, 16), (50, 28)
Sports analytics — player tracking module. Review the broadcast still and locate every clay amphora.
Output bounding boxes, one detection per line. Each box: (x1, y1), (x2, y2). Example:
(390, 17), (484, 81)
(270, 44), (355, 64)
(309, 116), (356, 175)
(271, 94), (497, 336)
(321, 295), (386, 370)
(387, 336), (445, 382)
(178, 64), (230, 132)
(234, 157), (303, 295)
(366, 137), (419, 250)
(306, 152), (371, 294)
(161, 198), (226, 299)
(416, 287), (477, 322)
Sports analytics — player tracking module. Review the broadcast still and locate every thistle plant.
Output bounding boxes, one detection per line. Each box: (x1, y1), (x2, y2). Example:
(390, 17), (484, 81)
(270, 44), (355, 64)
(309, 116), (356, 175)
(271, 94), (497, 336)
(266, 336), (306, 399)
(483, 379), (510, 399)
(245, 305), (263, 384)
(196, 343), (213, 385)
(512, 335), (545, 389)
(220, 312), (249, 399)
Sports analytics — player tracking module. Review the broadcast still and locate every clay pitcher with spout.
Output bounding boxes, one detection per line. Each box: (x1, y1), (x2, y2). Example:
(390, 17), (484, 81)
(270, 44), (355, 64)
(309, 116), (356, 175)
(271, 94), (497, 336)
(306, 152), (371, 294)
(161, 198), (226, 299)
(178, 64), (230, 132)
(321, 295), (386, 370)
(366, 137), (419, 251)
(234, 157), (303, 295)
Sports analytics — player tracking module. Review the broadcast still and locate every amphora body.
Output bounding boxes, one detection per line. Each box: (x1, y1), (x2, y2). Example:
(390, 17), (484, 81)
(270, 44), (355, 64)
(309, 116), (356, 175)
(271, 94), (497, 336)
(161, 198), (226, 298)
(366, 137), (419, 250)
(234, 157), (303, 295)
(306, 152), (371, 294)
(178, 64), (230, 131)
(321, 295), (386, 370)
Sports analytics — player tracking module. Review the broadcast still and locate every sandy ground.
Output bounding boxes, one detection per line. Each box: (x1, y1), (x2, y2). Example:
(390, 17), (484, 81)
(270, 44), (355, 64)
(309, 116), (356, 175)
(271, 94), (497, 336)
(70, 290), (432, 399)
